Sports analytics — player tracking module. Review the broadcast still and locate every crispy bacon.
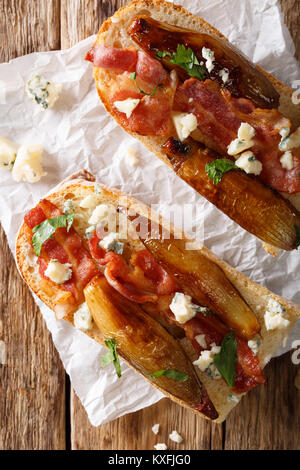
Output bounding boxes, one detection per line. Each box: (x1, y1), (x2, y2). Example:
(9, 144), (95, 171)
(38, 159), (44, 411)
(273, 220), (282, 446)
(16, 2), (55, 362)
(111, 78), (171, 135)
(87, 230), (106, 264)
(174, 79), (241, 149)
(103, 251), (159, 303)
(234, 339), (266, 393)
(174, 78), (300, 193)
(24, 204), (48, 229)
(25, 199), (99, 315)
(136, 50), (169, 85)
(88, 233), (176, 302)
(87, 45), (174, 136)
(130, 249), (177, 295)
(161, 308), (265, 393)
(106, 70), (174, 136)
(85, 45), (138, 72)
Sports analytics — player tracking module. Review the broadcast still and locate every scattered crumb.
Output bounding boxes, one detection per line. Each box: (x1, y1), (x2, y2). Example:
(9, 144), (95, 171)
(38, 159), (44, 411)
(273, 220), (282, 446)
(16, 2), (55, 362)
(152, 423), (160, 435)
(169, 430), (183, 443)
(262, 243), (280, 257)
(227, 394), (240, 403)
(154, 443), (167, 450)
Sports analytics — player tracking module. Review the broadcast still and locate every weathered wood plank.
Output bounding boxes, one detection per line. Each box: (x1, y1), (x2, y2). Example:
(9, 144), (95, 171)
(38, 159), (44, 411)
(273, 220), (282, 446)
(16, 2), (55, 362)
(0, 0), (65, 450)
(60, 0), (127, 49)
(0, 227), (66, 450)
(62, 0), (219, 450)
(68, 0), (300, 450)
(225, 353), (300, 450)
(279, 0), (300, 61)
(71, 395), (218, 450)
(0, 0), (299, 451)
(0, 0), (61, 61)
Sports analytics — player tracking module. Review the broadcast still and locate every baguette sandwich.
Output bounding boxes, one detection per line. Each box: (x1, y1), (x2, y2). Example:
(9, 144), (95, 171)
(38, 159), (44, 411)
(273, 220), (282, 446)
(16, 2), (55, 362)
(16, 170), (300, 422)
(86, 0), (300, 255)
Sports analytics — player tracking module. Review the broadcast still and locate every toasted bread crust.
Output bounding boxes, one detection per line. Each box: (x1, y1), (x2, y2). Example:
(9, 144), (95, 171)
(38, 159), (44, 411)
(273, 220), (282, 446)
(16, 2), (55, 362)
(93, 0), (300, 212)
(16, 170), (300, 422)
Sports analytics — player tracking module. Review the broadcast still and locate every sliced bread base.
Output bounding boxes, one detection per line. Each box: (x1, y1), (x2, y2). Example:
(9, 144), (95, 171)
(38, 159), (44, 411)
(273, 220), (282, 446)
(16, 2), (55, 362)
(15, 169), (300, 422)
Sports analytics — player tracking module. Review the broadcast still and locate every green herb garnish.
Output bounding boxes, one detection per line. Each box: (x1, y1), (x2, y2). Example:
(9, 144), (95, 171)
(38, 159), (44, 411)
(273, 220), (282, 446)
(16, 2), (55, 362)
(101, 338), (122, 378)
(32, 213), (75, 256)
(295, 225), (300, 249)
(205, 158), (238, 185)
(130, 72), (162, 96)
(213, 332), (237, 388)
(148, 369), (189, 382)
(156, 44), (206, 80)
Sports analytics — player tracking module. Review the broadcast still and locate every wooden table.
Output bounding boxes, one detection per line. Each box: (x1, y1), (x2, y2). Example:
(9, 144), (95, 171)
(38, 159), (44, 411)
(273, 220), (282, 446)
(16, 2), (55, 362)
(0, 0), (299, 451)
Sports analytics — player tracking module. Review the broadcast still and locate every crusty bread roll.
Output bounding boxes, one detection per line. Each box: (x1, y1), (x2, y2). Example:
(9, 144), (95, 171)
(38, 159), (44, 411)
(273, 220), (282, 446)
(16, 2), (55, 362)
(15, 170), (300, 422)
(93, 0), (300, 217)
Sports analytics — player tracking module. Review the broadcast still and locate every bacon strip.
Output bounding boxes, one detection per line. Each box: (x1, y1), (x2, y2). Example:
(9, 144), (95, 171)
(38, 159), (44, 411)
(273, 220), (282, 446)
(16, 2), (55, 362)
(103, 251), (159, 303)
(25, 199), (99, 316)
(85, 45), (138, 72)
(136, 50), (169, 85)
(86, 45), (174, 136)
(130, 249), (177, 295)
(163, 308), (265, 393)
(106, 70), (174, 136)
(174, 78), (300, 193)
(88, 233), (177, 302)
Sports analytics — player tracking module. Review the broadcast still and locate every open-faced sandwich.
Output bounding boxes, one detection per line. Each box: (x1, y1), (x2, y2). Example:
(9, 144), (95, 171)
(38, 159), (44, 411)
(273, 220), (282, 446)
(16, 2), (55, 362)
(16, 170), (300, 422)
(86, 0), (300, 255)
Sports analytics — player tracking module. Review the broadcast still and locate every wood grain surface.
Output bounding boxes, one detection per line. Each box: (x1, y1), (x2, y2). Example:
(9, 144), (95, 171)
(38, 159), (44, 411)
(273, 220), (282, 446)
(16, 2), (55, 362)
(0, 0), (299, 450)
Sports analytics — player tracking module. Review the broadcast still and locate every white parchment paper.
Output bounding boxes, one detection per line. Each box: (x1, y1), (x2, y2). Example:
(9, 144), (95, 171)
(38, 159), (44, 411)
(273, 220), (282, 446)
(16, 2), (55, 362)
(0, 0), (299, 426)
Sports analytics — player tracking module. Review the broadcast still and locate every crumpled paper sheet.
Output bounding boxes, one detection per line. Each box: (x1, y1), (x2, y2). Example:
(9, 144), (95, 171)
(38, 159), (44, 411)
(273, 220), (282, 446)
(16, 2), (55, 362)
(0, 0), (299, 426)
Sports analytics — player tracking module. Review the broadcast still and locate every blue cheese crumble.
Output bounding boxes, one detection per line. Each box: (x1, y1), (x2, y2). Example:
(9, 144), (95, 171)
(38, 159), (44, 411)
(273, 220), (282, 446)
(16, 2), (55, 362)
(0, 136), (18, 170)
(202, 47), (215, 73)
(99, 232), (124, 255)
(74, 302), (93, 331)
(264, 298), (290, 330)
(193, 343), (221, 379)
(26, 75), (62, 110)
(169, 293), (198, 324)
(248, 337), (261, 355)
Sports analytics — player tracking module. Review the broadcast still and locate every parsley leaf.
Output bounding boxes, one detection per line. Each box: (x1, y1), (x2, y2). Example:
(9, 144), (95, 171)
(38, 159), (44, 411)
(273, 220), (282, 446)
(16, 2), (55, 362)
(148, 369), (189, 382)
(213, 332), (237, 388)
(102, 338), (122, 378)
(156, 44), (206, 81)
(130, 71), (162, 96)
(205, 158), (238, 185)
(32, 213), (75, 256)
(295, 225), (300, 249)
